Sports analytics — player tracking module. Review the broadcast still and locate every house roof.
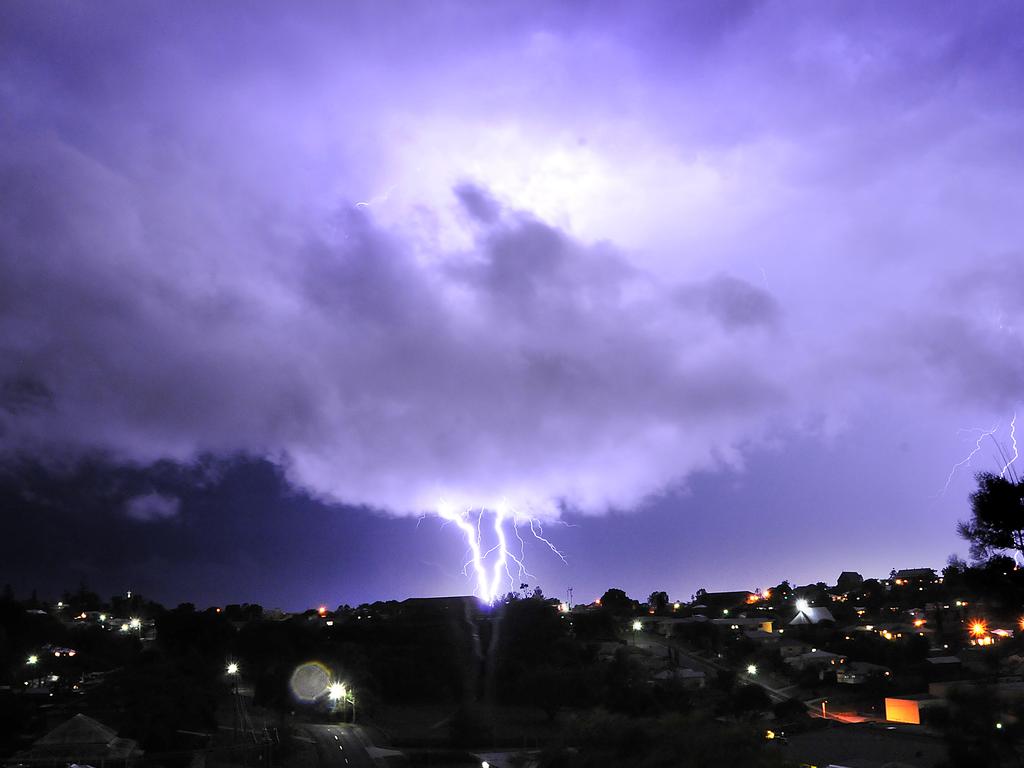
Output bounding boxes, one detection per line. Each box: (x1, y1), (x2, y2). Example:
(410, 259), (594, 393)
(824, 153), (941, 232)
(894, 568), (937, 579)
(18, 714), (141, 763)
(37, 714), (117, 746)
(790, 606), (835, 625)
(800, 649), (845, 660)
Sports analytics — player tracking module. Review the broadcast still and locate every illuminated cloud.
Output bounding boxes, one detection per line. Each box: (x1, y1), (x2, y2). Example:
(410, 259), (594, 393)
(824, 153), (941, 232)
(0, 1), (1022, 521)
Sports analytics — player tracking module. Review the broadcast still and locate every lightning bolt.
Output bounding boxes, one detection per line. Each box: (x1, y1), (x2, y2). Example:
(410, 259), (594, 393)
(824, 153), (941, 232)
(999, 412), (1019, 479)
(527, 517), (568, 564)
(437, 500), (566, 603)
(940, 423), (999, 494)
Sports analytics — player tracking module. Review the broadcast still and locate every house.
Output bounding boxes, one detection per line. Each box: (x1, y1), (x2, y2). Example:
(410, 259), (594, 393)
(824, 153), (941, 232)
(785, 649), (847, 671)
(892, 568), (939, 587)
(693, 590), (758, 613)
(777, 637), (812, 658)
(837, 661), (891, 684)
(743, 629), (776, 644)
(13, 714), (142, 768)
(836, 571), (864, 591)
(710, 616), (773, 633)
(651, 667), (706, 689)
(790, 606), (835, 626)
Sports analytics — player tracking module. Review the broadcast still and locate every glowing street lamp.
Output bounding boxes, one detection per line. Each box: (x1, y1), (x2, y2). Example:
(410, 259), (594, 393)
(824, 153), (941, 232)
(327, 682), (347, 702)
(129, 617), (141, 630)
(795, 599), (810, 613)
(631, 619), (642, 645)
(327, 681), (356, 722)
(746, 664), (758, 676)
(27, 654), (38, 665)
(226, 662), (240, 676)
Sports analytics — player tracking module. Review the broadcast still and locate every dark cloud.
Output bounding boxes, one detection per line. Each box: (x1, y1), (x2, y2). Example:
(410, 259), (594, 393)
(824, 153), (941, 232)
(123, 492), (180, 523)
(676, 275), (780, 330)
(1, 376), (54, 415)
(454, 182), (501, 224)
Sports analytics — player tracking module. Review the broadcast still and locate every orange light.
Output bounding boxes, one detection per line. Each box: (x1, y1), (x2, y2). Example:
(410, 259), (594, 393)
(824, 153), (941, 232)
(763, 588), (772, 600)
(970, 620), (988, 638)
(913, 619), (926, 628)
(318, 605), (328, 617)
(746, 594), (759, 604)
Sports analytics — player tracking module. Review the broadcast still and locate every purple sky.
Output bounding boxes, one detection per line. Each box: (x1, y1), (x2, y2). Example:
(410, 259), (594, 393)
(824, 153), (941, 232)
(1, 2), (1023, 609)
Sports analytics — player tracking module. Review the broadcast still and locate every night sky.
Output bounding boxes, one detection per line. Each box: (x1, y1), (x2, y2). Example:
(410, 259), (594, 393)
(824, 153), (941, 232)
(1, 2), (1023, 610)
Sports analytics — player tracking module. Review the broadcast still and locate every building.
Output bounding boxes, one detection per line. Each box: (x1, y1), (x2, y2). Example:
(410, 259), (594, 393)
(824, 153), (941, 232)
(692, 590), (758, 613)
(836, 661), (891, 685)
(711, 616), (773, 633)
(785, 649), (847, 672)
(790, 606), (836, 626)
(892, 568), (939, 587)
(836, 571), (864, 591)
(12, 714), (142, 768)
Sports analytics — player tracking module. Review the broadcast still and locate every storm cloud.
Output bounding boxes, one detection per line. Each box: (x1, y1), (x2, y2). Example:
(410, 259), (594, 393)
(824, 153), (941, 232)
(1, 1), (1022, 522)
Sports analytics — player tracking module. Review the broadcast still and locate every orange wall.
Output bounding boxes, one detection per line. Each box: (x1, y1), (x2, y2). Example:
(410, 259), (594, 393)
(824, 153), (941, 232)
(885, 697), (921, 725)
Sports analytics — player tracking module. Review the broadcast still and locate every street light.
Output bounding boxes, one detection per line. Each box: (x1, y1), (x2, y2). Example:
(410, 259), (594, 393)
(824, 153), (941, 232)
(795, 599), (809, 613)
(129, 617), (141, 630)
(327, 682), (356, 722)
(226, 662), (239, 676)
(631, 620), (642, 632)
(327, 682), (346, 702)
(746, 664), (758, 676)
(27, 654), (38, 665)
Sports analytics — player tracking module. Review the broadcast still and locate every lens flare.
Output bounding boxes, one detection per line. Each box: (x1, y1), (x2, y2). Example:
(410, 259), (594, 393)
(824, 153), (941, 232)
(289, 662), (332, 702)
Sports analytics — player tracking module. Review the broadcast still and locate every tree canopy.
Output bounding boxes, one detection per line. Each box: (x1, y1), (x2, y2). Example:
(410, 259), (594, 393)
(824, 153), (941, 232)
(958, 471), (1024, 561)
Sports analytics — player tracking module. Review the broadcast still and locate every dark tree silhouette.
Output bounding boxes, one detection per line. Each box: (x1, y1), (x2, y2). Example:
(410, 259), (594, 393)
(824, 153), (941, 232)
(958, 471), (1024, 561)
(599, 588), (634, 616)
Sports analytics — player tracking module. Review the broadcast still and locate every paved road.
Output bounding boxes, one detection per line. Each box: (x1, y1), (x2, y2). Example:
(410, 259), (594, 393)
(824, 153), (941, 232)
(302, 723), (375, 768)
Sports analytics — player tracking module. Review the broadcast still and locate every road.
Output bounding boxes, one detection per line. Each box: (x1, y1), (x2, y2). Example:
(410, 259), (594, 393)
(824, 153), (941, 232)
(301, 723), (377, 768)
(634, 633), (798, 705)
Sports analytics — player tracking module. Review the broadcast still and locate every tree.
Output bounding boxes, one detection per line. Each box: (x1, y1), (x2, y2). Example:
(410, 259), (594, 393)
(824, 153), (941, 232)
(599, 588), (634, 616)
(647, 591), (669, 614)
(958, 472), (1024, 561)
